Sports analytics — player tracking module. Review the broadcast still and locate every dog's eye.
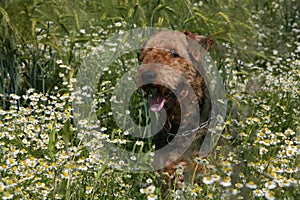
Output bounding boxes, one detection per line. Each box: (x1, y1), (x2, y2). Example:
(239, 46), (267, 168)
(170, 49), (180, 58)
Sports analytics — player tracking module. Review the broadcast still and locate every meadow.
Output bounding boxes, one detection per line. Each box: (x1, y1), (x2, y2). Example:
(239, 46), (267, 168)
(0, 0), (299, 199)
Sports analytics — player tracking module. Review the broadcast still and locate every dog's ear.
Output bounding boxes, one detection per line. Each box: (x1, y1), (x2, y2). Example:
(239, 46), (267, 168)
(183, 30), (214, 51)
(183, 30), (214, 62)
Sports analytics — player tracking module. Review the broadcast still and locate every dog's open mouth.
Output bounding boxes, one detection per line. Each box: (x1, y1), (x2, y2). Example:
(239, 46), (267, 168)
(150, 93), (166, 112)
(142, 85), (175, 112)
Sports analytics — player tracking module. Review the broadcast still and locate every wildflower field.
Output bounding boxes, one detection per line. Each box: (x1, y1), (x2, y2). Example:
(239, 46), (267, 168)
(0, 0), (299, 199)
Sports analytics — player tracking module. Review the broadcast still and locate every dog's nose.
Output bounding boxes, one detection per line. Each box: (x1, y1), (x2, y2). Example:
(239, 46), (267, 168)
(141, 71), (157, 82)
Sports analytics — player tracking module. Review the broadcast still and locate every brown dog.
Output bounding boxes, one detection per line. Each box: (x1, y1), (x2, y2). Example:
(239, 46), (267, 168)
(136, 30), (214, 189)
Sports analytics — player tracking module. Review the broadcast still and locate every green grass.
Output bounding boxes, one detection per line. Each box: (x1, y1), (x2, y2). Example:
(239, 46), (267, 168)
(0, 0), (299, 199)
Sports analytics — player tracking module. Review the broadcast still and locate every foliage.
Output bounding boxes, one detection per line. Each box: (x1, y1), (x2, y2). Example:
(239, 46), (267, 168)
(0, 0), (299, 199)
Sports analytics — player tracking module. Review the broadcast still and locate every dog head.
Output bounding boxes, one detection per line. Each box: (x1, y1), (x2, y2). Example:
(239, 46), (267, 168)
(136, 30), (213, 116)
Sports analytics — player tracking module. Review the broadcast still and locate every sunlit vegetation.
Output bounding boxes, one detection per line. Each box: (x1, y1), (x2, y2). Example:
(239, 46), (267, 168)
(0, 0), (299, 199)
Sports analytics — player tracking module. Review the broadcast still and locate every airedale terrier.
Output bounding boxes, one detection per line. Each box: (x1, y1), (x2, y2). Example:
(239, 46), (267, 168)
(136, 30), (214, 187)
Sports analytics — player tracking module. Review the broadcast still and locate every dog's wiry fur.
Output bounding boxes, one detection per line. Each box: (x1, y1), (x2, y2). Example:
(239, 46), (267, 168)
(136, 30), (214, 188)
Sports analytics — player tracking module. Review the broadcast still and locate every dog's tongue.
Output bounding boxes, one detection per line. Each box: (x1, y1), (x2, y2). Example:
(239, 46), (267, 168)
(150, 94), (166, 112)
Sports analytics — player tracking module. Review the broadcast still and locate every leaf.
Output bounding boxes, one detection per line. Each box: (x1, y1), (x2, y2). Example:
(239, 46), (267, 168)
(95, 163), (108, 180)
(128, 3), (139, 18)
(156, 4), (166, 11)
(48, 130), (58, 155)
(59, 119), (72, 145)
(195, 12), (209, 27)
(183, 16), (195, 25)
(0, 7), (10, 24)
(164, 6), (175, 13)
